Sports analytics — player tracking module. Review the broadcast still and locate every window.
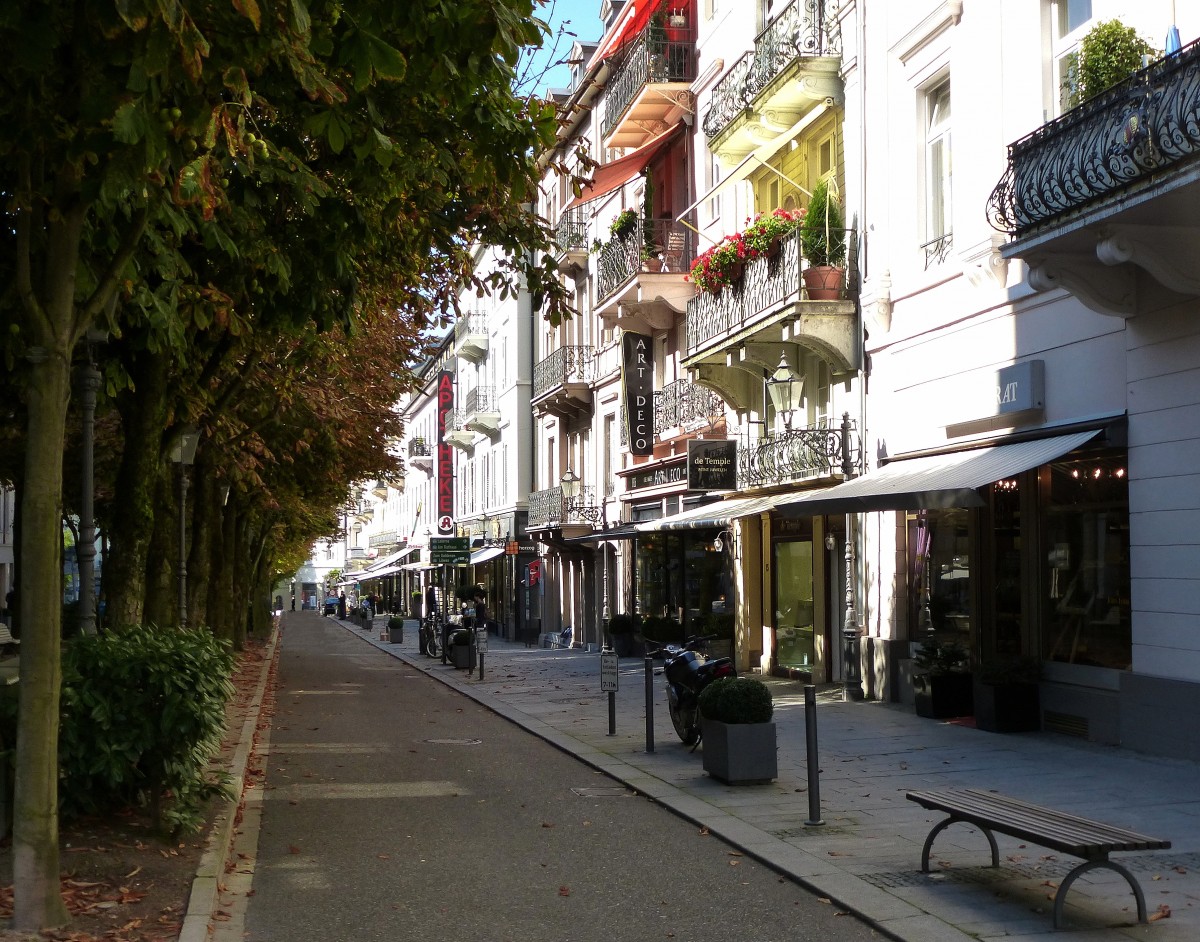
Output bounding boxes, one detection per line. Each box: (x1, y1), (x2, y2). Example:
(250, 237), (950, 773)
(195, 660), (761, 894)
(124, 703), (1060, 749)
(706, 152), (722, 223)
(1048, 0), (1092, 115)
(923, 79), (952, 266)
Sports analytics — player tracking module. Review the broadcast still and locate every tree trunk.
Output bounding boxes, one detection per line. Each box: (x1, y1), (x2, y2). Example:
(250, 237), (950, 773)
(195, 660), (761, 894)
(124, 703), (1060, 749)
(104, 353), (168, 627)
(142, 471), (177, 627)
(13, 336), (72, 930)
(187, 461), (215, 629)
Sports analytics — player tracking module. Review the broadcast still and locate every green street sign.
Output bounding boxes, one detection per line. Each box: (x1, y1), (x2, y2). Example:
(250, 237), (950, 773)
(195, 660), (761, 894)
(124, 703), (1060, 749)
(429, 537), (470, 564)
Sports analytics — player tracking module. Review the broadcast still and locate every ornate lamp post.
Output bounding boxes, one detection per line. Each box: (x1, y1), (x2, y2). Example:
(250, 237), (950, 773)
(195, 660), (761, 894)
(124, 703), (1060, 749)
(170, 426), (200, 628)
(765, 350), (805, 432)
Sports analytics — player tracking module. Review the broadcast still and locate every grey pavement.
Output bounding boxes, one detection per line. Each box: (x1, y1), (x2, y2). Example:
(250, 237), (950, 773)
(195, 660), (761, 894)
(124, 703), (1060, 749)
(313, 613), (1200, 942)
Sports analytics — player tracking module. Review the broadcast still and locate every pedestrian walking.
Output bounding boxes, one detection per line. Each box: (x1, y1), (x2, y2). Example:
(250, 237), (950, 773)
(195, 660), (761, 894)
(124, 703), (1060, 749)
(337, 591), (347, 619)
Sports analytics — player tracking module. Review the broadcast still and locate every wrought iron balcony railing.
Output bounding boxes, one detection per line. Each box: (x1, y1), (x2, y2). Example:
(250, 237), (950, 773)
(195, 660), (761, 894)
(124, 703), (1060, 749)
(987, 37), (1200, 237)
(597, 218), (694, 302)
(685, 227), (856, 355)
(463, 385), (496, 415)
(528, 485), (566, 529)
(407, 437), (430, 458)
(702, 0), (841, 140)
(533, 345), (594, 400)
(654, 378), (725, 431)
(739, 414), (860, 488)
(555, 210), (589, 255)
(454, 310), (487, 343)
(602, 23), (696, 141)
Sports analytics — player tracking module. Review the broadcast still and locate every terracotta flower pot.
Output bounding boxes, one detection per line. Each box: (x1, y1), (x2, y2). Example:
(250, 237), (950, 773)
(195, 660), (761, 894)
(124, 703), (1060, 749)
(802, 264), (845, 300)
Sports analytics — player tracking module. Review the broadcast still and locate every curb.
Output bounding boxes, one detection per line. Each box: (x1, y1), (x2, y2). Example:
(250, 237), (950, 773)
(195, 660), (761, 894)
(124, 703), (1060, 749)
(178, 625), (281, 942)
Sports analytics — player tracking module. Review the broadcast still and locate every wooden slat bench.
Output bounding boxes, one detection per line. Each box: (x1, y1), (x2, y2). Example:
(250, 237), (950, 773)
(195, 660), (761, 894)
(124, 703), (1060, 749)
(907, 788), (1170, 928)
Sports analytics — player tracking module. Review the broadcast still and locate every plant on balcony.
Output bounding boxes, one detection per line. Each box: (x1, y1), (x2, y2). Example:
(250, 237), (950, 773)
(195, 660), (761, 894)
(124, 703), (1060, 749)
(610, 208), (637, 240)
(742, 207), (806, 257)
(641, 171), (662, 270)
(1063, 20), (1156, 108)
(800, 178), (847, 300)
(687, 232), (747, 294)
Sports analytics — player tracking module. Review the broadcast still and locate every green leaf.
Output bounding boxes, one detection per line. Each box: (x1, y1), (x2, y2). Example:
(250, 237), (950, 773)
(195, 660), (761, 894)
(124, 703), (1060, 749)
(112, 99), (148, 144)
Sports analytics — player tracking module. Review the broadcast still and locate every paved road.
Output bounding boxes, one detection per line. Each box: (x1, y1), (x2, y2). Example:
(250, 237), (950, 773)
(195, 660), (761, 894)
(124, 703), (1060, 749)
(231, 615), (886, 942)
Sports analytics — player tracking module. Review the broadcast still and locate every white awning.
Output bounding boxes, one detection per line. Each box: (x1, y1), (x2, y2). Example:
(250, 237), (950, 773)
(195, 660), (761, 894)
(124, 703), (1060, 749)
(359, 564), (402, 579)
(470, 546), (507, 565)
(635, 494), (778, 532)
(777, 429), (1101, 517)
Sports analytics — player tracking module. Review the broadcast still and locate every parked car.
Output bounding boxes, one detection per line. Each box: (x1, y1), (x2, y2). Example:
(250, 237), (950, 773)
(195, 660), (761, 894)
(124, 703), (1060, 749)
(323, 595), (339, 616)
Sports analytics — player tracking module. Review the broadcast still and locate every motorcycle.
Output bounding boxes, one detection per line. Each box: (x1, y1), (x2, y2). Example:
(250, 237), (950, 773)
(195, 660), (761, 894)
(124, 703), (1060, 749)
(651, 637), (736, 746)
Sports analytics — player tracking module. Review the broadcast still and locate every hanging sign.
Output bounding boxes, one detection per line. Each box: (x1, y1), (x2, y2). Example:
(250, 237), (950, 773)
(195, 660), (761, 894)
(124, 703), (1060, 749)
(687, 439), (737, 490)
(436, 370), (455, 534)
(622, 332), (654, 456)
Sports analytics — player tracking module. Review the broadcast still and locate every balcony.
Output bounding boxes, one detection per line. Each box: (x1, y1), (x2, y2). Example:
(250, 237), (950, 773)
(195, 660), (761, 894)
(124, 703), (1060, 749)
(653, 378), (726, 435)
(602, 21), (696, 150)
(462, 385), (501, 435)
(986, 38), (1200, 316)
(454, 310), (488, 363)
(595, 218), (695, 331)
(527, 486), (566, 530)
(407, 437), (432, 472)
(739, 415), (859, 489)
(442, 409), (475, 451)
(532, 345), (594, 419)
(702, 0), (842, 164)
(682, 228), (859, 413)
(554, 210), (590, 273)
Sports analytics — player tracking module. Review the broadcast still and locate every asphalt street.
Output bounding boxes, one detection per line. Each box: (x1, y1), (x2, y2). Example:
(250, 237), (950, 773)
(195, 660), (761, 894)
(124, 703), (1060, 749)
(231, 614), (887, 942)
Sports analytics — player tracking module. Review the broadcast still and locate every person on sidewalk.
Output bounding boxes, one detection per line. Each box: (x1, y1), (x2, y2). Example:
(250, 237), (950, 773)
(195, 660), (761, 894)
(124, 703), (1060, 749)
(337, 591), (347, 619)
(473, 586), (490, 635)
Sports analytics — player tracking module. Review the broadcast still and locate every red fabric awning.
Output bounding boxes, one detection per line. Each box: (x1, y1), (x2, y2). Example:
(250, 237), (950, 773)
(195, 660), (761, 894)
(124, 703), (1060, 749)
(564, 125), (682, 210)
(589, 0), (656, 66)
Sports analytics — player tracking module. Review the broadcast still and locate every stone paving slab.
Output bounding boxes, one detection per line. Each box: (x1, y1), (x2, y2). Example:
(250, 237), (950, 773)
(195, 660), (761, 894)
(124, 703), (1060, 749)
(336, 618), (1199, 941)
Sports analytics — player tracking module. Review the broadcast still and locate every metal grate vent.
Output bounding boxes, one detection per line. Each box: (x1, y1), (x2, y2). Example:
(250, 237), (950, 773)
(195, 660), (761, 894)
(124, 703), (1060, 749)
(1042, 710), (1088, 738)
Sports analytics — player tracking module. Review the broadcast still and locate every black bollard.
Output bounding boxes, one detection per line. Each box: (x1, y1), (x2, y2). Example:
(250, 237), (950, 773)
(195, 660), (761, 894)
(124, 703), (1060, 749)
(644, 655), (655, 753)
(804, 685), (824, 826)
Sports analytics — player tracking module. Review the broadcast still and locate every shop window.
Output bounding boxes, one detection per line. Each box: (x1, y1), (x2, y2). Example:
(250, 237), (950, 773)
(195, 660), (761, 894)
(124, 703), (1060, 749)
(1042, 452), (1130, 669)
(908, 508), (972, 645)
(774, 539), (815, 670)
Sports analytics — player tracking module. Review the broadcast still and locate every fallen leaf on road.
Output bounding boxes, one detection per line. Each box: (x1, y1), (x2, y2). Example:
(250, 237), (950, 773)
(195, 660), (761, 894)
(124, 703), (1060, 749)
(542, 822), (555, 828)
(558, 886), (570, 897)
(288, 845), (302, 855)
(1149, 904), (1171, 922)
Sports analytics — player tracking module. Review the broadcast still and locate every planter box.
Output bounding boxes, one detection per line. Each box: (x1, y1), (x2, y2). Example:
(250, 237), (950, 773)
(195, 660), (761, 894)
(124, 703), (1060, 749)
(388, 624), (404, 644)
(913, 672), (974, 719)
(974, 680), (1041, 732)
(701, 719), (777, 784)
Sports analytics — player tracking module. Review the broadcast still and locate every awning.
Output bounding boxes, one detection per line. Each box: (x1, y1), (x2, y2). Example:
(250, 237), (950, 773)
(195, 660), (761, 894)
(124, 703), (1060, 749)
(564, 523), (641, 543)
(777, 429), (1101, 517)
(564, 126), (682, 210)
(469, 546), (507, 565)
(636, 494), (778, 532)
(589, 0), (657, 65)
(399, 560), (433, 572)
(359, 564), (402, 580)
(675, 105), (830, 223)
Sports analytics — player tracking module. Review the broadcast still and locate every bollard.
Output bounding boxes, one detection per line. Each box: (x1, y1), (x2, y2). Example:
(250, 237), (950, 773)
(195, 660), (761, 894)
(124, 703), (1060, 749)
(644, 655), (655, 753)
(608, 690), (616, 736)
(804, 685), (824, 826)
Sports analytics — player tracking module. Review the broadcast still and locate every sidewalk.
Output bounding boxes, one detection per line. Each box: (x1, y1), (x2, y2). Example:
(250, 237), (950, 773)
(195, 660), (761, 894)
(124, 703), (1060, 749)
(333, 614), (1200, 942)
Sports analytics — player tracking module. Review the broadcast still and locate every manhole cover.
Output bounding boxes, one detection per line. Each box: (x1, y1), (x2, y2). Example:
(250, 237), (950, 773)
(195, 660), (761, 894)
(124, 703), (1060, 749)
(423, 738), (482, 745)
(571, 786), (632, 798)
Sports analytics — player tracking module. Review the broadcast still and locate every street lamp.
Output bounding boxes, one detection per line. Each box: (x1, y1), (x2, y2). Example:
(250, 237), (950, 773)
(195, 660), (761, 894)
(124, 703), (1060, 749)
(765, 351), (804, 431)
(170, 425), (200, 628)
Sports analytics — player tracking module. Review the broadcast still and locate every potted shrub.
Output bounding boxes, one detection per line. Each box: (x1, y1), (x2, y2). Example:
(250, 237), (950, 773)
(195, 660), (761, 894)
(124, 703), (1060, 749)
(974, 656), (1041, 733)
(641, 172), (663, 271)
(449, 627), (475, 669)
(1062, 20), (1155, 108)
(609, 208), (637, 241)
(698, 677), (777, 784)
(912, 635), (973, 719)
(387, 616), (405, 644)
(799, 178), (847, 300)
(607, 611), (640, 658)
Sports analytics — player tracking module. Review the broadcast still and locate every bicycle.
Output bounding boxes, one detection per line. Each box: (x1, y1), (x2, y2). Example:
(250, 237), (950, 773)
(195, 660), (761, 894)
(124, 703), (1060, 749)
(419, 612), (442, 658)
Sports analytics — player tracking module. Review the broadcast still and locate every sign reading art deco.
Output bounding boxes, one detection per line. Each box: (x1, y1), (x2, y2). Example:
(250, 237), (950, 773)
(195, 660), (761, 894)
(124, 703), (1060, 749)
(622, 332), (654, 456)
(436, 370), (455, 534)
(688, 439), (737, 490)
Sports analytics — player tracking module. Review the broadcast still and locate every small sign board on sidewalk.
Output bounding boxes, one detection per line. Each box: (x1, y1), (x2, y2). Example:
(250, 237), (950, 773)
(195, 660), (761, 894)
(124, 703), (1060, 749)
(600, 651), (619, 692)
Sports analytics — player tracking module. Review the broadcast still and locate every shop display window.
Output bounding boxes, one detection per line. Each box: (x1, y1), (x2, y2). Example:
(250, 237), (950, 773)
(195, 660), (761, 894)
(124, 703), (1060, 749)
(1042, 452), (1131, 669)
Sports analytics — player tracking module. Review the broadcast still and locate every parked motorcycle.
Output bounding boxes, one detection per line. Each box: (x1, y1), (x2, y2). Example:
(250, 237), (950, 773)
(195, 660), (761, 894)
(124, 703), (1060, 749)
(651, 637), (736, 746)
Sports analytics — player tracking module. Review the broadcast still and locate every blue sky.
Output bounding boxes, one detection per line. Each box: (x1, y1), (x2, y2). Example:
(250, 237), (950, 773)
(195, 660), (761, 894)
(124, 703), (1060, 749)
(523, 0), (606, 95)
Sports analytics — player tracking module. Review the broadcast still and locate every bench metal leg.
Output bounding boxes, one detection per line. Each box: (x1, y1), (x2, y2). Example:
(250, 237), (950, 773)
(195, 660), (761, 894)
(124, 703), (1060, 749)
(920, 816), (1000, 872)
(1053, 859), (1149, 929)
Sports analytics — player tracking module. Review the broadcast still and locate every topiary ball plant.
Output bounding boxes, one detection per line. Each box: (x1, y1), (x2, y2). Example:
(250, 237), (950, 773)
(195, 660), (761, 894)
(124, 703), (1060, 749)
(699, 676), (774, 725)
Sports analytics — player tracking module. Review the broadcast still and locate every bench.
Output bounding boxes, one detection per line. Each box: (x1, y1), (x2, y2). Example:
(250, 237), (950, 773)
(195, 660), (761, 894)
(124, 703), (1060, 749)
(907, 788), (1170, 928)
